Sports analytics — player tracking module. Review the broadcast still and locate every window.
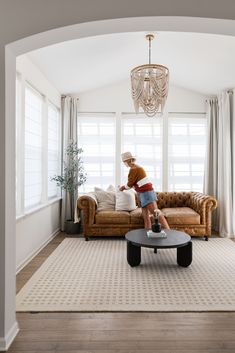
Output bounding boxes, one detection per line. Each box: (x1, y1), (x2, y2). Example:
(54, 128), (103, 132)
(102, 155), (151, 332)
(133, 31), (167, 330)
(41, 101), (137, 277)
(16, 75), (21, 216)
(77, 112), (207, 193)
(168, 114), (207, 192)
(48, 103), (61, 198)
(24, 85), (43, 209)
(121, 114), (163, 191)
(77, 114), (116, 192)
(15, 77), (61, 217)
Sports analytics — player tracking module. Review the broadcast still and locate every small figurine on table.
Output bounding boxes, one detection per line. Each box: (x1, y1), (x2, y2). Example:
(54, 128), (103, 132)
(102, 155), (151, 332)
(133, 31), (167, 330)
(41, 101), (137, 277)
(152, 209), (162, 233)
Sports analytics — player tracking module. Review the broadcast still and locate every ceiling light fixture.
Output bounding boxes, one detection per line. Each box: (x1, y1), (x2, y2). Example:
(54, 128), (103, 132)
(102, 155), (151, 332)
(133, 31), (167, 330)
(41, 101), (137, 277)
(131, 34), (169, 117)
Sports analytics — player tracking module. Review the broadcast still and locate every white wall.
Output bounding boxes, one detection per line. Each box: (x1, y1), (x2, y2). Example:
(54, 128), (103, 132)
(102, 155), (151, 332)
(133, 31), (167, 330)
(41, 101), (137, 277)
(78, 79), (206, 112)
(17, 55), (61, 107)
(16, 55), (61, 271)
(16, 201), (60, 273)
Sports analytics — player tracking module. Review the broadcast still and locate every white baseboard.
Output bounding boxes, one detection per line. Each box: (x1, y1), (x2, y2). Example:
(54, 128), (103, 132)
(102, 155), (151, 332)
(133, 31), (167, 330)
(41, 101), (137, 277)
(0, 321), (19, 351)
(16, 228), (60, 274)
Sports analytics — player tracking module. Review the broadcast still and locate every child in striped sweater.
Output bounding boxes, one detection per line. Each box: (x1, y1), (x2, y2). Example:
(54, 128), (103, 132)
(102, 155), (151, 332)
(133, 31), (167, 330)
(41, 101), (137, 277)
(119, 152), (170, 230)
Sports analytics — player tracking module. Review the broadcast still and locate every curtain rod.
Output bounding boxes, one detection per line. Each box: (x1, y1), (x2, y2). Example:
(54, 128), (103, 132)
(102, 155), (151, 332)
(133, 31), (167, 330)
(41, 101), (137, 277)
(61, 95), (79, 99)
(206, 90), (233, 100)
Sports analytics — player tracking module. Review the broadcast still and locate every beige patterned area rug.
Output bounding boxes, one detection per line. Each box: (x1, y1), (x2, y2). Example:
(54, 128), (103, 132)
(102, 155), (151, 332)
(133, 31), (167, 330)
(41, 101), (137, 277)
(16, 238), (235, 312)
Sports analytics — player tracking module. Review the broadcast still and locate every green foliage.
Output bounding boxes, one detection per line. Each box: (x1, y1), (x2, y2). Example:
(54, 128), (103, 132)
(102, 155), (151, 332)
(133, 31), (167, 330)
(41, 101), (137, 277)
(51, 141), (87, 193)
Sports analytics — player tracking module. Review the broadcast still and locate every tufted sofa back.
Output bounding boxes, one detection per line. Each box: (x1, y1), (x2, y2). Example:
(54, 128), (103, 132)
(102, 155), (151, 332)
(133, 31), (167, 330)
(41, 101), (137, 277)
(156, 191), (192, 209)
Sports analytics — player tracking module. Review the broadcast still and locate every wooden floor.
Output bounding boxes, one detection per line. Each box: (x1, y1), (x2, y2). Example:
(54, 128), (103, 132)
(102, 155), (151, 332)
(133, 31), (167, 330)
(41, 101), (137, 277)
(9, 233), (235, 352)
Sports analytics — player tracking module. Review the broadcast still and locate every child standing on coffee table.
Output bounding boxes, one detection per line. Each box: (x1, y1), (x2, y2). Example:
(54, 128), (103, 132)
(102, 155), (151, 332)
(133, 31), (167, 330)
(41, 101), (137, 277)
(119, 151), (170, 230)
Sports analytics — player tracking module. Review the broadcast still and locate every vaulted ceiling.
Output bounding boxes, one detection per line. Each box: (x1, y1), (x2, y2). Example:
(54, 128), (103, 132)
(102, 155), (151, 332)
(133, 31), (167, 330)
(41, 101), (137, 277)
(27, 31), (235, 95)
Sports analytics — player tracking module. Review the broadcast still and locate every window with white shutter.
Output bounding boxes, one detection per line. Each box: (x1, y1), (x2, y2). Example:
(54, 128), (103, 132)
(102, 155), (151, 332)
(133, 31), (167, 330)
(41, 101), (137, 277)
(121, 114), (163, 191)
(16, 75), (21, 216)
(168, 114), (207, 192)
(24, 85), (43, 209)
(77, 113), (116, 192)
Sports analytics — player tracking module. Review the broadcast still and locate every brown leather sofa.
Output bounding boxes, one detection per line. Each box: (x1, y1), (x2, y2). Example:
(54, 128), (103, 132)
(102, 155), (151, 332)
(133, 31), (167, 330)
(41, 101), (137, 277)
(77, 191), (217, 240)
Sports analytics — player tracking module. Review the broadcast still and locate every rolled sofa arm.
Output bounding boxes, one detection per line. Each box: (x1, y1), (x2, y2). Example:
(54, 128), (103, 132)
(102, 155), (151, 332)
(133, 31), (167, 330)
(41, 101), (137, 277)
(187, 192), (217, 234)
(77, 195), (97, 227)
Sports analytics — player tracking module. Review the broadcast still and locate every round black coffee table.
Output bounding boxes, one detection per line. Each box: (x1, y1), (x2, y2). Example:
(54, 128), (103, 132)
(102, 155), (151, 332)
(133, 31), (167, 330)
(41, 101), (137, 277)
(125, 229), (192, 267)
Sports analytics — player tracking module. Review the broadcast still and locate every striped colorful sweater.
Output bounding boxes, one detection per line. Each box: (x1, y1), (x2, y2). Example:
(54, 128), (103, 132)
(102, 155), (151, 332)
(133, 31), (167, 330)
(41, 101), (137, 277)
(125, 165), (153, 192)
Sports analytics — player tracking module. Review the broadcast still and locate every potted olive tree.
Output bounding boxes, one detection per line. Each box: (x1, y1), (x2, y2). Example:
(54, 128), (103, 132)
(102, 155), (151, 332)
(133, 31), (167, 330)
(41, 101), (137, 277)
(51, 141), (87, 234)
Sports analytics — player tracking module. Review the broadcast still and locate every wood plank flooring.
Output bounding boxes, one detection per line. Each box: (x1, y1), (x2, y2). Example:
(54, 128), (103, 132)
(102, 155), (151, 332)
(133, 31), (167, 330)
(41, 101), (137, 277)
(10, 233), (235, 353)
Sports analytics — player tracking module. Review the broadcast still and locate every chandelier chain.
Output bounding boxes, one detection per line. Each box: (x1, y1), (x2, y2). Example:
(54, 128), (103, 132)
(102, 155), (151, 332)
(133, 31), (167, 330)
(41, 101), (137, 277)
(149, 36), (151, 65)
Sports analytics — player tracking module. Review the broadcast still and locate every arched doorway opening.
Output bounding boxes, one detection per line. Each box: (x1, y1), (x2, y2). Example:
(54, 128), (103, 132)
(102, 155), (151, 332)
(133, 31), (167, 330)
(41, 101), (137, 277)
(3, 15), (235, 350)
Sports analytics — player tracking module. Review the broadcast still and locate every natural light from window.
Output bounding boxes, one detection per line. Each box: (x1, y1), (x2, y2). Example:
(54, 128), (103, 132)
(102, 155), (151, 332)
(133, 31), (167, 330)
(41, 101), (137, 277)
(77, 112), (207, 193)
(168, 114), (207, 192)
(16, 78), (61, 217)
(121, 114), (163, 191)
(77, 113), (116, 192)
(24, 85), (43, 209)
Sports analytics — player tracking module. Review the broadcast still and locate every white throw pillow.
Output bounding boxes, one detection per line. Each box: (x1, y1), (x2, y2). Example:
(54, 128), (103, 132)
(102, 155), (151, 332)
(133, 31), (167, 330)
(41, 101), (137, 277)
(115, 189), (137, 211)
(94, 185), (116, 211)
(95, 185), (115, 193)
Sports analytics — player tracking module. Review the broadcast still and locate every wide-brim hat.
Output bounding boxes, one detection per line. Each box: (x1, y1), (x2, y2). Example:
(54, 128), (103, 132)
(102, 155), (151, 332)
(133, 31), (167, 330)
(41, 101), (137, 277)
(121, 151), (136, 162)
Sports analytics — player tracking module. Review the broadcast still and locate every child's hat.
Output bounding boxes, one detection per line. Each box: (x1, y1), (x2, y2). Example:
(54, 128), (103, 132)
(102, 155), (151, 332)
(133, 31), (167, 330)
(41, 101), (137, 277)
(121, 151), (136, 162)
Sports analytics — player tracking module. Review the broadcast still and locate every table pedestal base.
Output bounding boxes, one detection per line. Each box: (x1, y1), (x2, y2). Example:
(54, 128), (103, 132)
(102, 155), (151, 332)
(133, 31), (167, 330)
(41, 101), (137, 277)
(127, 241), (141, 267)
(127, 240), (192, 267)
(177, 241), (192, 267)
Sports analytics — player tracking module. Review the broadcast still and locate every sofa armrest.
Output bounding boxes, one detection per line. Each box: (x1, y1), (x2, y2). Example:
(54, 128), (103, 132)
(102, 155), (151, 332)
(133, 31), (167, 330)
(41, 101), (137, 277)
(77, 195), (97, 227)
(187, 192), (217, 233)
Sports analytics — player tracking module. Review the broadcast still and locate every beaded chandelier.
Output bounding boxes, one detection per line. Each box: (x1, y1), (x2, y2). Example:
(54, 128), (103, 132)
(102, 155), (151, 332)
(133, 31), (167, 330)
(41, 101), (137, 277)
(131, 34), (169, 117)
